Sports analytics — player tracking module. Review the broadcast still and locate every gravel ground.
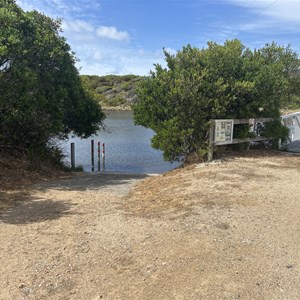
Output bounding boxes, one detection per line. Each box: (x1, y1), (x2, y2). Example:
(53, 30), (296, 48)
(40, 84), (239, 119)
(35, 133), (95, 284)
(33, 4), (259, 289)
(0, 151), (299, 300)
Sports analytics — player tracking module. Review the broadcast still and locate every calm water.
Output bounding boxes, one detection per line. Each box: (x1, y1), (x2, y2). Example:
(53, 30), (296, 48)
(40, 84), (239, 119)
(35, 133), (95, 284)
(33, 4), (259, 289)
(61, 111), (180, 174)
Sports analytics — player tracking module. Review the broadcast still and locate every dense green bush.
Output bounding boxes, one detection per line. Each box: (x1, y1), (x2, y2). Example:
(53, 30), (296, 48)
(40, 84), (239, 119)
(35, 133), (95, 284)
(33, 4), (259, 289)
(134, 40), (300, 161)
(0, 0), (105, 162)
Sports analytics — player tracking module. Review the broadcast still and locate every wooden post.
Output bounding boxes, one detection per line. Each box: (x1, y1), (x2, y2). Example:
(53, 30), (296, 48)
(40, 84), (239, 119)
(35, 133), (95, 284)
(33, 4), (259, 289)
(102, 143), (105, 171)
(207, 120), (215, 162)
(91, 139), (94, 172)
(97, 141), (101, 171)
(70, 142), (75, 170)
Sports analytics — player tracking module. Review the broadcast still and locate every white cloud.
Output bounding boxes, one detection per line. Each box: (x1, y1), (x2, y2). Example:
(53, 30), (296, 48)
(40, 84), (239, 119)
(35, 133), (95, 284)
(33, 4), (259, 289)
(261, 0), (300, 23)
(208, 0), (300, 42)
(14, 0), (167, 76)
(226, 0), (300, 23)
(60, 20), (97, 42)
(62, 20), (94, 33)
(93, 51), (104, 61)
(96, 26), (130, 42)
(76, 47), (166, 76)
(80, 63), (119, 76)
(16, 0), (101, 19)
(163, 47), (178, 55)
(15, 0), (35, 11)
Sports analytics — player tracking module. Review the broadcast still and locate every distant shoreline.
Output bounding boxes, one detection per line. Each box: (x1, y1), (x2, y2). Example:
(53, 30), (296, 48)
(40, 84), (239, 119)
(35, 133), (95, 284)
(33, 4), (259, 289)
(101, 107), (300, 113)
(102, 105), (132, 111)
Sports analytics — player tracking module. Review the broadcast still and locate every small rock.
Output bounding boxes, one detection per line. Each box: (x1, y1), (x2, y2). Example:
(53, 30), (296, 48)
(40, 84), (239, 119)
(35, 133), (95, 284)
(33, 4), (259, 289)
(19, 283), (26, 289)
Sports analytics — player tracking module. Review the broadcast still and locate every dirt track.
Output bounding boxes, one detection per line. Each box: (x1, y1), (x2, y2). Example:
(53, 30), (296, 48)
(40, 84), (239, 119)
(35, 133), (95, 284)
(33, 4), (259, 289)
(0, 151), (300, 299)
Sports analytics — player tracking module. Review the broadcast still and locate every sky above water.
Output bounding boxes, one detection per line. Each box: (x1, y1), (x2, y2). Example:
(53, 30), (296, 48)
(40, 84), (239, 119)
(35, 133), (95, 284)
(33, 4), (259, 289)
(16, 0), (300, 76)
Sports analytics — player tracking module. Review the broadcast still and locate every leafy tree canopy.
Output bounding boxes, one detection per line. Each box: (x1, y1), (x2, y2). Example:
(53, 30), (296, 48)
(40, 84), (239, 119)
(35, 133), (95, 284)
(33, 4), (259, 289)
(134, 39), (300, 161)
(0, 0), (105, 155)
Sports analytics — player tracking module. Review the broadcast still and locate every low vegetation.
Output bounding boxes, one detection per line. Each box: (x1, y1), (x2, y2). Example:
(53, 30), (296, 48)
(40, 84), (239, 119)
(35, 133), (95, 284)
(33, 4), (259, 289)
(81, 74), (144, 109)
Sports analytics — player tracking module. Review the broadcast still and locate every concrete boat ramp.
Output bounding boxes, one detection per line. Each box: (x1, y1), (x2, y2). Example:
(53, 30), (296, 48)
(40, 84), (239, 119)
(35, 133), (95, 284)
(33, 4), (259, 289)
(285, 140), (300, 153)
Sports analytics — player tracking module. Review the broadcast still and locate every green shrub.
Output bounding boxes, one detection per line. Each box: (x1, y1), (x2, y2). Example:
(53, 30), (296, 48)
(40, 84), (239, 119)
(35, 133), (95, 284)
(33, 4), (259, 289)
(134, 40), (300, 161)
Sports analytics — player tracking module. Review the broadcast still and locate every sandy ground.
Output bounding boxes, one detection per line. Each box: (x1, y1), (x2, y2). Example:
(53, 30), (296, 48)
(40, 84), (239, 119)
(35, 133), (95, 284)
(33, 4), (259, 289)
(0, 151), (300, 300)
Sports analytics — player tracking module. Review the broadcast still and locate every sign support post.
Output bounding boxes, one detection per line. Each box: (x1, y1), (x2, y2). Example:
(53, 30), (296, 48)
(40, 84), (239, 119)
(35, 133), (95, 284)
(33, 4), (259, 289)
(208, 120), (215, 162)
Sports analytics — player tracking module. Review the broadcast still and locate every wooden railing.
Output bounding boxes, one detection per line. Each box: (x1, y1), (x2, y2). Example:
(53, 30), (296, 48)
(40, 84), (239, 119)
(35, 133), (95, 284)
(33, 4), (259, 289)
(208, 118), (275, 161)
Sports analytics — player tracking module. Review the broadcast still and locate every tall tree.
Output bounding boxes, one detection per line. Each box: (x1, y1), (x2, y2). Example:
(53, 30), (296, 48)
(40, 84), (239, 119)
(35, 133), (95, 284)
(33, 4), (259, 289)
(0, 0), (105, 153)
(134, 40), (300, 161)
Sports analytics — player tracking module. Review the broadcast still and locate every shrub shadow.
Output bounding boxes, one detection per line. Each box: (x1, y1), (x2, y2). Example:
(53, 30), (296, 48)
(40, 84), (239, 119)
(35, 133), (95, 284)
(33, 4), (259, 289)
(0, 192), (77, 225)
(34, 172), (149, 192)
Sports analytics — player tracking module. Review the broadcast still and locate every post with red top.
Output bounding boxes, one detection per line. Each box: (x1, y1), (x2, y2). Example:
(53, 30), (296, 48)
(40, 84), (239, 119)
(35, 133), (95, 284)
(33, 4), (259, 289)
(102, 142), (105, 171)
(91, 139), (95, 172)
(97, 141), (101, 171)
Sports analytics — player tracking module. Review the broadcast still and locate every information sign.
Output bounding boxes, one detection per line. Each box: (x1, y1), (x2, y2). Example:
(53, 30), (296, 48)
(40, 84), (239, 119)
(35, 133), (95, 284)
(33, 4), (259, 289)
(214, 119), (234, 145)
(249, 118), (255, 133)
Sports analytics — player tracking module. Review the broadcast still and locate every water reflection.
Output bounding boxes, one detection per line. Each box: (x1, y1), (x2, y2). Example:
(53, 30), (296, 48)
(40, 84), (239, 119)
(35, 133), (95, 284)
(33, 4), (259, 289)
(61, 111), (180, 174)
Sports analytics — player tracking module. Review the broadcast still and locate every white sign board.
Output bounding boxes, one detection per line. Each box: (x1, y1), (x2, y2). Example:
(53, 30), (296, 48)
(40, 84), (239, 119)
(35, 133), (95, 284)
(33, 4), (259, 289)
(214, 119), (234, 145)
(249, 118), (255, 133)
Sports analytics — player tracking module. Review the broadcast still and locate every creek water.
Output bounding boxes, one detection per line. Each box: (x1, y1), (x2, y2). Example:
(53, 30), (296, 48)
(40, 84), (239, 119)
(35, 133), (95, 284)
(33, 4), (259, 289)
(60, 111), (180, 174)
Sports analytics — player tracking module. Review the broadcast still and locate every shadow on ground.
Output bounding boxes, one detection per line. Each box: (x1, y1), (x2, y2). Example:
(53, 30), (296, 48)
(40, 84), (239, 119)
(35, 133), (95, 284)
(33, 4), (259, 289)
(285, 140), (300, 153)
(0, 191), (78, 225)
(34, 172), (149, 192)
(0, 173), (147, 225)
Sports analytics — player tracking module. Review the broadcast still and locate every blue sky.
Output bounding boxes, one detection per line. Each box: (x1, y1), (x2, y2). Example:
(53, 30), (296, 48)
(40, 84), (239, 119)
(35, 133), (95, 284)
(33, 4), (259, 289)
(16, 0), (300, 76)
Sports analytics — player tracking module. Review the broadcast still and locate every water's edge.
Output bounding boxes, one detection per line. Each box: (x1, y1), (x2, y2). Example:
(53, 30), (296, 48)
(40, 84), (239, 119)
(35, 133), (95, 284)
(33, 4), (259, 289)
(61, 111), (180, 174)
